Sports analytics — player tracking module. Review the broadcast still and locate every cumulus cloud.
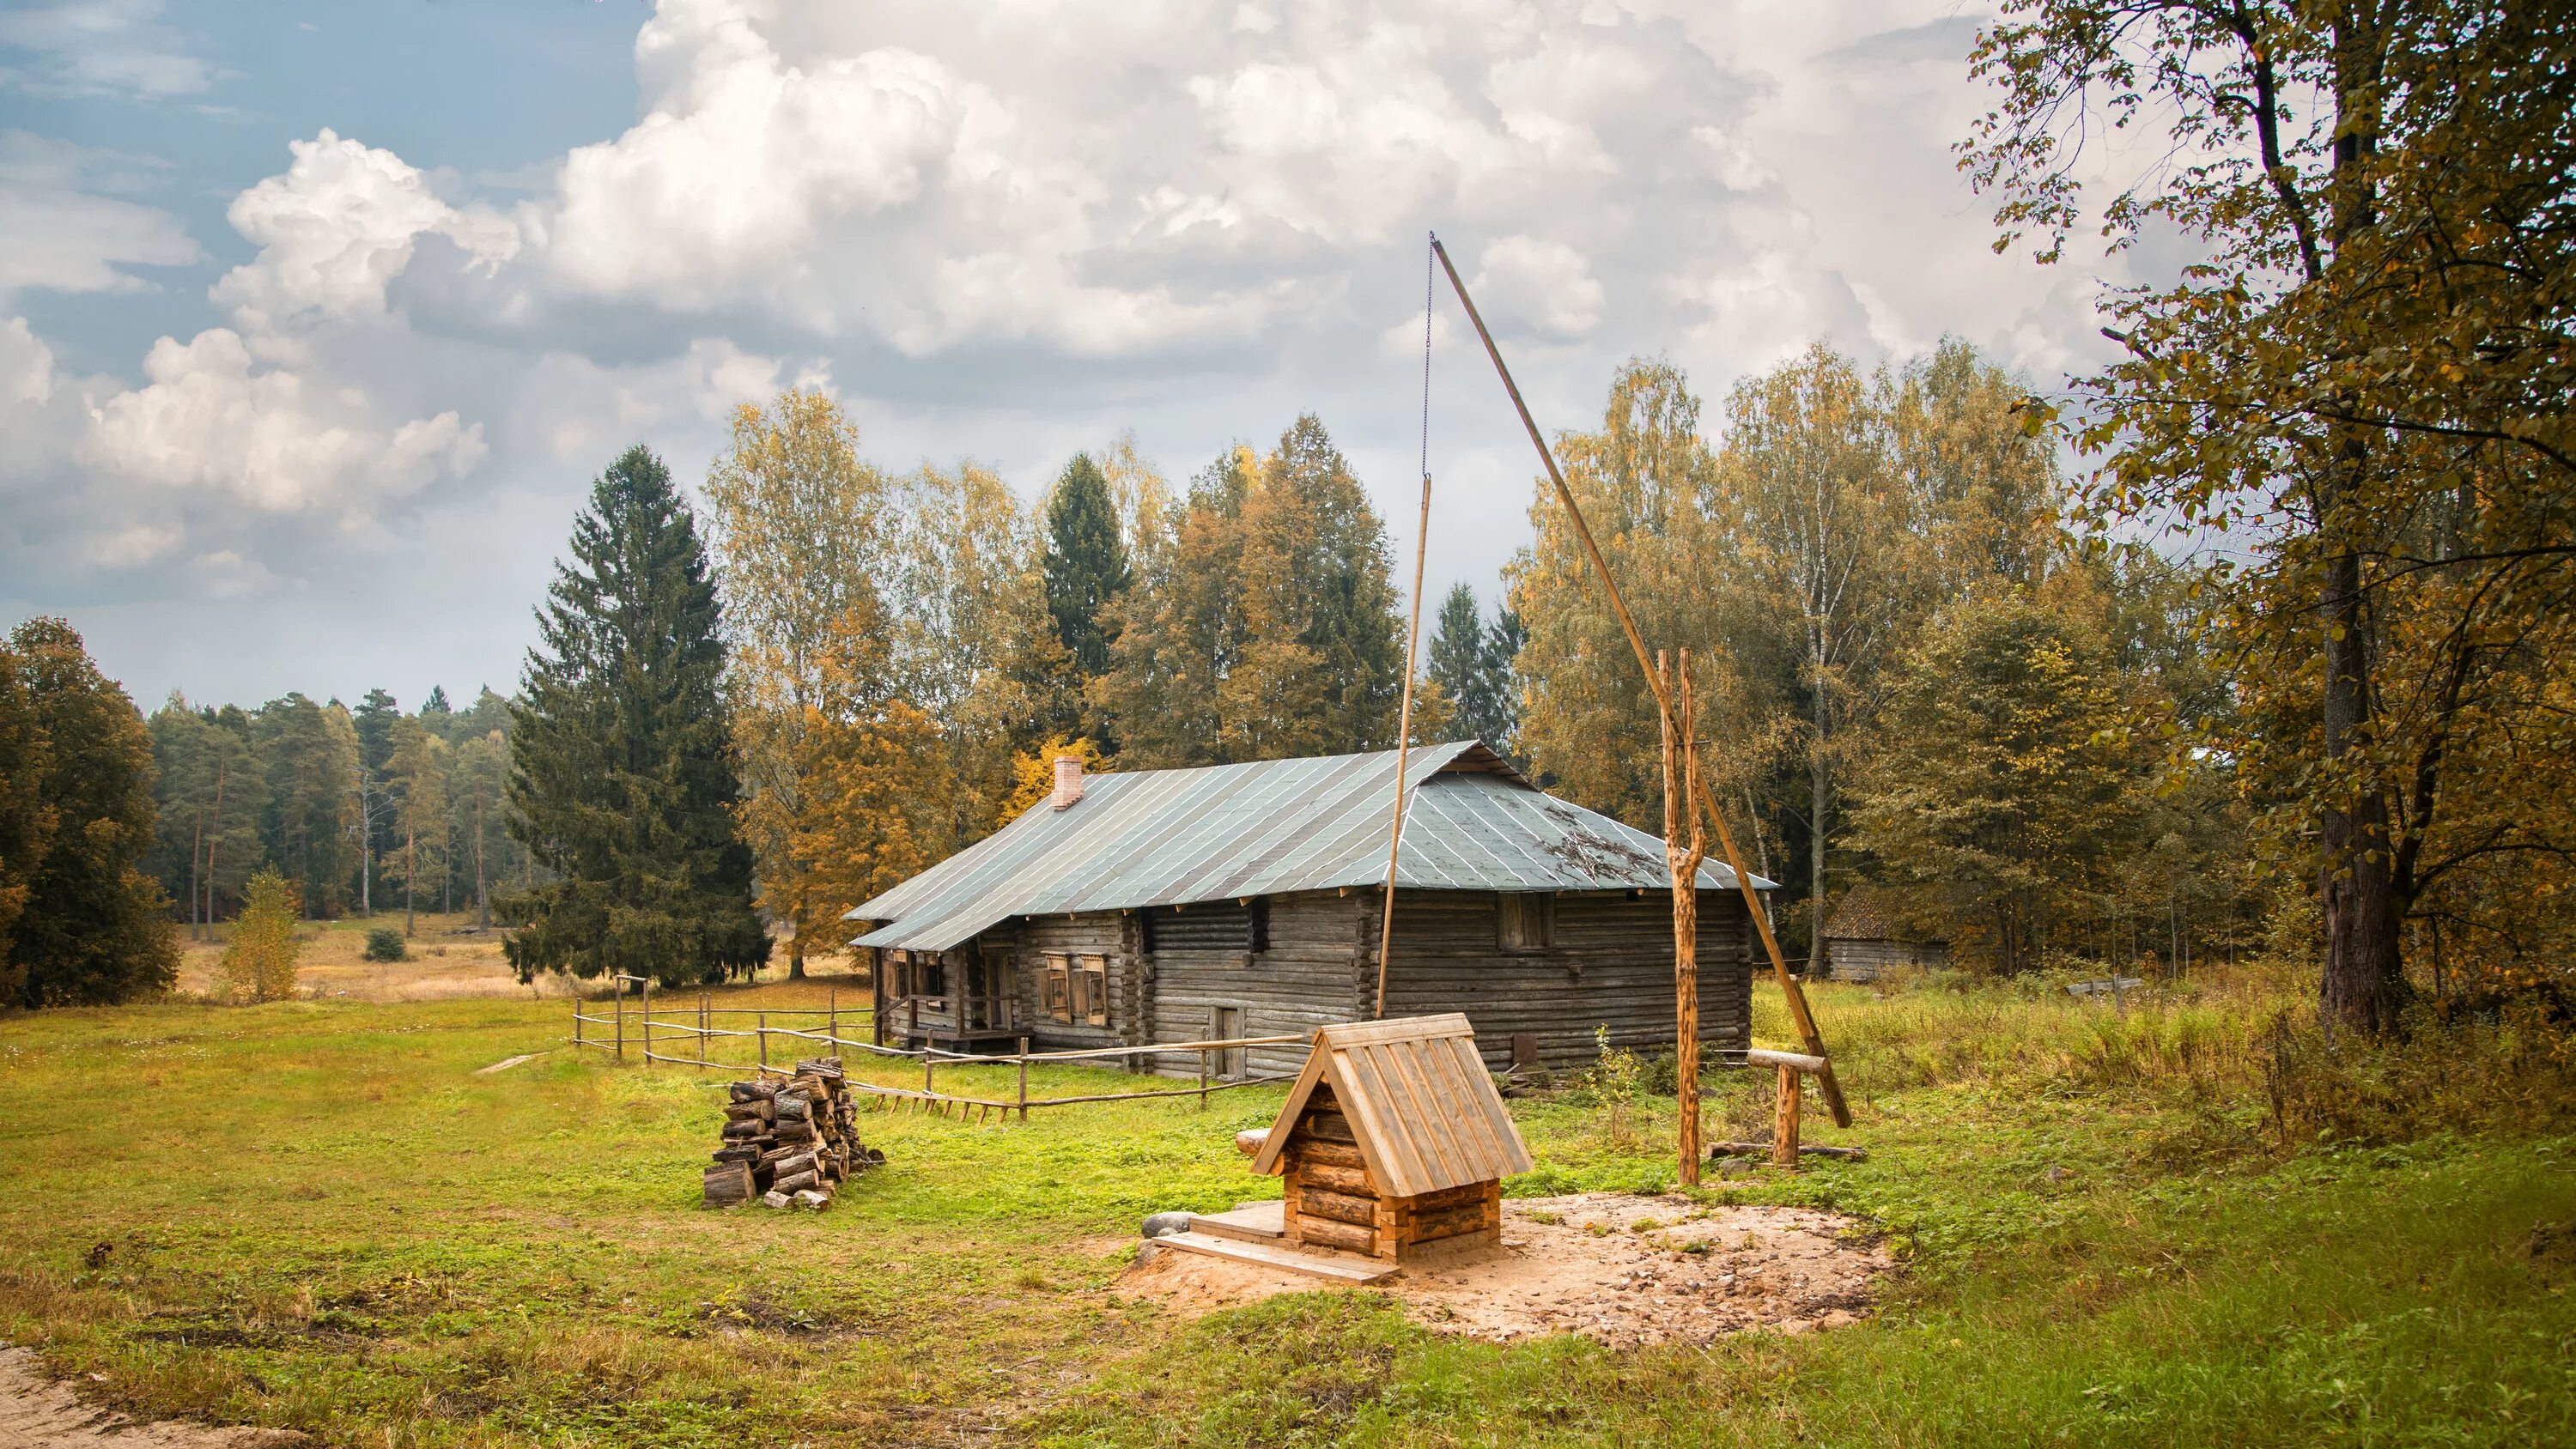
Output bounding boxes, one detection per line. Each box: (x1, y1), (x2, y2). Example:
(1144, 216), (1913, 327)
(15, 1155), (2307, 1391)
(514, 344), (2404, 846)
(88, 326), (486, 518)
(1473, 236), (1606, 339)
(0, 130), (197, 297)
(212, 129), (516, 332)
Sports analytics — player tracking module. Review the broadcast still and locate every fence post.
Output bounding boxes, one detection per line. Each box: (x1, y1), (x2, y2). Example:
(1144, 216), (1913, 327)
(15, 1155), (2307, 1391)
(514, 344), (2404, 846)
(573, 991), (582, 1049)
(757, 1011), (767, 1070)
(1018, 1037), (1030, 1122)
(698, 991), (708, 1065)
(641, 977), (652, 1065)
(924, 1051), (934, 1102)
(829, 987), (838, 1044)
(615, 980), (625, 1061)
(1199, 1046), (1210, 1110)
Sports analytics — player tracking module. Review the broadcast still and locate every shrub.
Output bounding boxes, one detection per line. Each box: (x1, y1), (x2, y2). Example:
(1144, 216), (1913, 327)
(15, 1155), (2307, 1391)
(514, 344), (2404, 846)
(363, 927), (407, 963)
(1583, 1025), (1643, 1149)
(219, 870), (301, 1002)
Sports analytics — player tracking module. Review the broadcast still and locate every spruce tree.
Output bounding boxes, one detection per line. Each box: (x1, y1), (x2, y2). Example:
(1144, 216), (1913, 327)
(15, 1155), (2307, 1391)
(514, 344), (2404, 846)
(3, 618), (179, 1006)
(501, 445), (769, 987)
(1042, 452), (1132, 724)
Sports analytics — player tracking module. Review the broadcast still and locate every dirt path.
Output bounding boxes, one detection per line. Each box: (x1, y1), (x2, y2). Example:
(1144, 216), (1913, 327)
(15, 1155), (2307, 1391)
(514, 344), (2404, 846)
(1118, 1192), (1893, 1349)
(0, 1349), (306, 1448)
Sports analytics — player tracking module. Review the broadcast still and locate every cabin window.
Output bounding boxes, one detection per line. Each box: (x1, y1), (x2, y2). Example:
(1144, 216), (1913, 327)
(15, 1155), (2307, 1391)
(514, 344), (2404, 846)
(1079, 954), (1110, 1026)
(919, 953), (947, 997)
(1498, 892), (1555, 951)
(1042, 952), (1072, 1023)
(1143, 899), (1268, 952)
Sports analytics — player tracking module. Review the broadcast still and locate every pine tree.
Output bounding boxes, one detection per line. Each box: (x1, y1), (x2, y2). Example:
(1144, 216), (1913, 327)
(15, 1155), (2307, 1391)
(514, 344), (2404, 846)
(351, 687), (399, 915)
(3, 618), (179, 1007)
(254, 694), (358, 917)
(501, 445), (769, 987)
(1041, 452), (1131, 741)
(380, 714), (448, 937)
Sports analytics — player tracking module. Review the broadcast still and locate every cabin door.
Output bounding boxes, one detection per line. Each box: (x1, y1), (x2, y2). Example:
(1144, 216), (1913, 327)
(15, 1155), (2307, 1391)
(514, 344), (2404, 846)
(1212, 1007), (1243, 1079)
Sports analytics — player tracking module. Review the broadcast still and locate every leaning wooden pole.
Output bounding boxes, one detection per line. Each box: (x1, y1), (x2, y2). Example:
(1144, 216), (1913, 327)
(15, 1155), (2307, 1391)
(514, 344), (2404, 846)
(1661, 652), (1710, 1184)
(1372, 467), (1433, 1019)
(1374, 239), (1441, 1021)
(1431, 235), (1851, 1127)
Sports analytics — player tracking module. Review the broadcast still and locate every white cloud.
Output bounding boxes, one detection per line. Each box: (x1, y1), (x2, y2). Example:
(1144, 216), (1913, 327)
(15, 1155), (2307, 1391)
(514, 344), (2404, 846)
(1473, 236), (1605, 339)
(0, 315), (57, 409)
(212, 129), (517, 332)
(0, 0), (213, 98)
(542, 1), (962, 306)
(88, 326), (485, 518)
(0, 130), (197, 297)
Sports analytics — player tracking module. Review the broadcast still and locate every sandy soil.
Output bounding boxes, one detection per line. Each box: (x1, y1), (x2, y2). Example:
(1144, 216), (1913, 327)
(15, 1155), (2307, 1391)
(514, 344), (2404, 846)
(1116, 1192), (1892, 1349)
(0, 1349), (307, 1448)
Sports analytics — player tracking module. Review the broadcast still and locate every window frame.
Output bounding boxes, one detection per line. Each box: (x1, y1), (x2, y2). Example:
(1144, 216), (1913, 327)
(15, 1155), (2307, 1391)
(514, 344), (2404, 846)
(1078, 953), (1109, 1026)
(1497, 891), (1556, 953)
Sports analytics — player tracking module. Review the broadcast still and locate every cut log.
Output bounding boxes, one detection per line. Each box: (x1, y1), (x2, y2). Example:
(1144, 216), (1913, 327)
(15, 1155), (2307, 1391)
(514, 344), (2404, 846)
(723, 1101), (774, 1122)
(774, 1095), (811, 1120)
(1297, 1188), (1379, 1227)
(769, 1150), (818, 1180)
(720, 1119), (767, 1140)
(711, 1144), (760, 1165)
(729, 1082), (776, 1103)
(1293, 1139), (1364, 1170)
(1296, 1161), (1375, 1197)
(771, 1169), (819, 1195)
(1235, 1129), (1269, 1156)
(773, 1120), (819, 1144)
(702, 1164), (754, 1206)
(1294, 1217), (1375, 1253)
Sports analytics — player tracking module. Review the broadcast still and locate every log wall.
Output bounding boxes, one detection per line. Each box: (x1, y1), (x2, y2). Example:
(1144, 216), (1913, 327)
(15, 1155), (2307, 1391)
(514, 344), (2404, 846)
(1146, 890), (1365, 1078)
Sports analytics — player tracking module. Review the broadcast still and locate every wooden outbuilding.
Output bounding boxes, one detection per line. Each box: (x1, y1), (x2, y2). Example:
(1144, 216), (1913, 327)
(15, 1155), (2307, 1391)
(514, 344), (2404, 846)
(845, 742), (1776, 1076)
(1249, 1014), (1533, 1260)
(1819, 886), (1947, 983)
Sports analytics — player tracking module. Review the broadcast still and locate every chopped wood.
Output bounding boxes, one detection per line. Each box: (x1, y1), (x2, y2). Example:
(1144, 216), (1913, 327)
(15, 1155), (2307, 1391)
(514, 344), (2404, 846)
(702, 1060), (881, 1204)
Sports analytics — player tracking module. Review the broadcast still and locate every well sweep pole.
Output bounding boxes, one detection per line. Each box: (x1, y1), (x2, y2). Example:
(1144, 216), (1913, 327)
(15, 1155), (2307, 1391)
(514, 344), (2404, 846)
(1431, 235), (1849, 1126)
(1374, 236), (1440, 1021)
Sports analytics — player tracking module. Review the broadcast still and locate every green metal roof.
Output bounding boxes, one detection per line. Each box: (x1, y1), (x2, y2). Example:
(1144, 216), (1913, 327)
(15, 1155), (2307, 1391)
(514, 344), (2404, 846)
(846, 741), (1773, 952)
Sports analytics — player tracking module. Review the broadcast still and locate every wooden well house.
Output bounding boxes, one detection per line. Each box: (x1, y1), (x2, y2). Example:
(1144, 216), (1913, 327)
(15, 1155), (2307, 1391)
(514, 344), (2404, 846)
(1251, 1014), (1534, 1260)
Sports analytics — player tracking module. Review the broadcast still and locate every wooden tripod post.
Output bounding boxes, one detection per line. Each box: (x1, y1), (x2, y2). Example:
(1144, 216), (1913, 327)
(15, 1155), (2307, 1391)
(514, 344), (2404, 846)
(1660, 651), (1708, 1185)
(1431, 233), (1850, 1128)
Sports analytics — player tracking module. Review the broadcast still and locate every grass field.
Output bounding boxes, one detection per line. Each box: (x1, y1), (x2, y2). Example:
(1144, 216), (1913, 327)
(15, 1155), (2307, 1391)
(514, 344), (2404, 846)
(1, 969), (2569, 1446)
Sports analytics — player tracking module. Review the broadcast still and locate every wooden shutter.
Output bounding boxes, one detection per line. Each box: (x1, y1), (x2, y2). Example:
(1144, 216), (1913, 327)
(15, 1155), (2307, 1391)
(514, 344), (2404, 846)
(1042, 952), (1071, 1023)
(1079, 954), (1109, 1026)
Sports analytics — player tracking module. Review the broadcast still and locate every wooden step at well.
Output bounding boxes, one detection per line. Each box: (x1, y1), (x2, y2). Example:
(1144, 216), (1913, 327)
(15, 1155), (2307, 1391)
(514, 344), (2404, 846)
(1188, 1200), (1285, 1243)
(1154, 1231), (1398, 1283)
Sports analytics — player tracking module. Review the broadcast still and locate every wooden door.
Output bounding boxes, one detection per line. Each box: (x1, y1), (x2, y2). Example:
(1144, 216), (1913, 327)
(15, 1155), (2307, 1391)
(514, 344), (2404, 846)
(1212, 1007), (1243, 1079)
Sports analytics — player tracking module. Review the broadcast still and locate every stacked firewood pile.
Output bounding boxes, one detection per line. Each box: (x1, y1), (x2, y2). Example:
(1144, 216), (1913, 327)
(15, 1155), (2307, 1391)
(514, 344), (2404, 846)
(702, 1057), (885, 1209)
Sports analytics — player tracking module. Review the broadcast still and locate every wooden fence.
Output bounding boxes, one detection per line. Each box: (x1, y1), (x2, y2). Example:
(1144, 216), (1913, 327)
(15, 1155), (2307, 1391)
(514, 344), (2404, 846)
(568, 974), (1307, 1121)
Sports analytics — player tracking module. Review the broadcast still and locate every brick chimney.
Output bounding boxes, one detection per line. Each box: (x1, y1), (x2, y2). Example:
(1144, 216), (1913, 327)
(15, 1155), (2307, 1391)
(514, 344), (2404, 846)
(1052, 754), (1085, 810)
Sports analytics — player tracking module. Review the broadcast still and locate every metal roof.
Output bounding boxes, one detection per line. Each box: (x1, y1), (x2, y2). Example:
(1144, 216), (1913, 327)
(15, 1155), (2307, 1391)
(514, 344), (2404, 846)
(1254, 1014), (1534, 1197)
(846, 740), (1774, 952)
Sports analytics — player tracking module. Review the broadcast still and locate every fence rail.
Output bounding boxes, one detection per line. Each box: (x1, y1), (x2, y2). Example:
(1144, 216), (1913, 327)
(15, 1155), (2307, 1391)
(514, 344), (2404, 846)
(570, 974), (1309, 1120)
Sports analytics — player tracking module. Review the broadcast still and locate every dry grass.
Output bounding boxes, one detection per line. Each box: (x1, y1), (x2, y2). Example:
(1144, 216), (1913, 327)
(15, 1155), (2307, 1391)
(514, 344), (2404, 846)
(168, 912), (869, 1003)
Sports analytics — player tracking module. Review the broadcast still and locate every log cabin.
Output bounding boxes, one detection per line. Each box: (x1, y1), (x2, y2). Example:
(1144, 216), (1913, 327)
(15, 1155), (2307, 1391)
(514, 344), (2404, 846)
(842, 741), (1773, 1077)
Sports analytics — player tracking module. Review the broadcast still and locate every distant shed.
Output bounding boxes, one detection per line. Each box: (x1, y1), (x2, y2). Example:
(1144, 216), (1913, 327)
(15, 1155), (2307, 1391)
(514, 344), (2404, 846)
(1820, 887), (1947, 983)
(1251, 1014), (1533, 1260)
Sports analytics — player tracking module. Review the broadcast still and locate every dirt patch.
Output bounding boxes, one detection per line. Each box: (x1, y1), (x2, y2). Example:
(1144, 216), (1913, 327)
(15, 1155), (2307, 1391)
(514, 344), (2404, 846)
(0, 1348), (307, 1447)
(1115, 1193), (1892, 1349)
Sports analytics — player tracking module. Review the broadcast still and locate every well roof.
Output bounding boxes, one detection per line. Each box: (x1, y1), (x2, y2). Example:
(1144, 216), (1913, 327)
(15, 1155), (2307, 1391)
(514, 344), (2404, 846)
(846, 740), (1773, 952)
(1252, 1013), (1534, 1198)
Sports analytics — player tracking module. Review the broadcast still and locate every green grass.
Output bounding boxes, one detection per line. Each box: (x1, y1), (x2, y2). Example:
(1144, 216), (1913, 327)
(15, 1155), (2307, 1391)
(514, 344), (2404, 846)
(0, 976), (2569, 1446)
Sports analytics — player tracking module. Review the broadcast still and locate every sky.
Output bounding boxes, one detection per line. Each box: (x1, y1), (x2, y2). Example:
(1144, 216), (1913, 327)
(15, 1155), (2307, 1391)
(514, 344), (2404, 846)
(0, 0), (2145, 714)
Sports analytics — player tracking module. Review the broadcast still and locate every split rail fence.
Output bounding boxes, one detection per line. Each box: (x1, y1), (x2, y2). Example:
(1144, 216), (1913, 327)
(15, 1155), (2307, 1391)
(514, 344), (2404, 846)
(568, 974), (1307, 1121)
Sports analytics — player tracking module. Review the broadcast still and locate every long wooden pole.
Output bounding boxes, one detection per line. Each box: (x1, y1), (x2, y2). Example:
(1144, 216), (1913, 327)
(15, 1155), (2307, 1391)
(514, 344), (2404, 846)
(1661, 651), (1708, 1184)
(1374, 469), (1435, 1019)
(1431, 235), (1850, 1126)
(1374, 239), (1441, 1021)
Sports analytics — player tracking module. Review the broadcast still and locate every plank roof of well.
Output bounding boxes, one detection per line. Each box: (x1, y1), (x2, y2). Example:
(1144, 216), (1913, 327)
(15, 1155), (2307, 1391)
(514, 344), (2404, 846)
(1251, 1013), (1534, 1197)
(844, 740), (1775, 952)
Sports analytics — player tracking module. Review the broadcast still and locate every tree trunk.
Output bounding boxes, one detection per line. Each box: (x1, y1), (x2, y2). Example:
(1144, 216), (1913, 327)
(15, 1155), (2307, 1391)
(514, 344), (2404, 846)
(204, 760), (227, 930)
(187, 806), (204, 943)
(475, 796), (489, 931)
(1808, 646), (1828, 970)
(404, 816), (416, 937)
(2318, 540), (2408, 1036)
